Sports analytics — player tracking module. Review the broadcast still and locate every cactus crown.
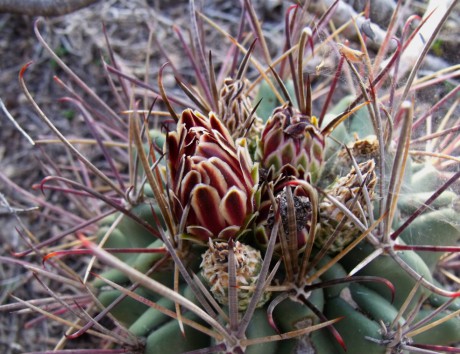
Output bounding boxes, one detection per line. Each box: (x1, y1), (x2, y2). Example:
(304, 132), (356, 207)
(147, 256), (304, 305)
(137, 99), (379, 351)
(1, 1), (460, 354)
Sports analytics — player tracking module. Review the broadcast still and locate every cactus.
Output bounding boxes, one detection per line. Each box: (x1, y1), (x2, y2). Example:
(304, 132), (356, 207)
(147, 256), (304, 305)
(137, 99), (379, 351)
(1, 1), (460, 353)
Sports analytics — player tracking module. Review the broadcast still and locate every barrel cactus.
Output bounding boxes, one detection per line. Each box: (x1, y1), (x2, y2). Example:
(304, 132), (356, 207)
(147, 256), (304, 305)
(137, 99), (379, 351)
(2, 1), (460, 354)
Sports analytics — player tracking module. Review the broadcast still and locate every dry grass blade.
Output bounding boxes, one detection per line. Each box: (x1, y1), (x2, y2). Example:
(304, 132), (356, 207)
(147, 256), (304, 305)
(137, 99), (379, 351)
(94, 273), (220, 340)
(384, 101), (413, 239)
(19, 63), (125, 198)
(394, 0), (459, 113)
(79, 234), (232, 341)
(10, 295), (124, 345)
(130, 110), (175, 237)
(406, 307), (460, 339)
(241, 317), (341, 346)
(307, 211), (387, 283)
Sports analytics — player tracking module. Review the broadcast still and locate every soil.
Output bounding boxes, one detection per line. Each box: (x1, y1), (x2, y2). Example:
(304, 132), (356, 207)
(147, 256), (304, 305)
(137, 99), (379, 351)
(0, 1), (274, 351)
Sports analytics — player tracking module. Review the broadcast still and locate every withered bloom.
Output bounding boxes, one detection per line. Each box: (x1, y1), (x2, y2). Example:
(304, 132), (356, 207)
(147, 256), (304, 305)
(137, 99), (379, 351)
(316, 159), (377, 253)
(200, 240), (270, 311)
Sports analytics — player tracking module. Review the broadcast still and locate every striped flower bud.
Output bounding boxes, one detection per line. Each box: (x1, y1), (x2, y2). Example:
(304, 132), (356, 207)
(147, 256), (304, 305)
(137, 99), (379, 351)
(165, 109), (258, 242)
(259, 103), (325, 182)
(218, 77), (263, 141)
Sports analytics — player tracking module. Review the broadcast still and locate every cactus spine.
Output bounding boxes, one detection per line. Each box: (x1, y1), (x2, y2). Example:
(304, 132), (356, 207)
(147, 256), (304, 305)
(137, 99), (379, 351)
(2, 1), (460, 354)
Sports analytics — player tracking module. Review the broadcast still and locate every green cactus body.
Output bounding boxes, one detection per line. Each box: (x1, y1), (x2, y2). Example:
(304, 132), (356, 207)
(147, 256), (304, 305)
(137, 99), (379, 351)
(272, 288), (324, 333)
(399, 208), (460, 271)
(428, 281), (460, 311)
(324, 297), (386, 354)
(96, 226), (133, 262)
(412, 309), (460, 346)
(115, 203), (163, 248)
(245, 308), (279, 354)
(397, 191), (457, 214)
(130, 239), (167, 274)
(91, 92), (460, 354)
(128, 293), (179, 337)
(350, 283), (404, 327)
(144, 312), (210, 354)
(254, 80), (297, 122)
(409, 164), (446, 193)
(316, 255), (349, 299)
(341, 243), (433, 309)
(98, 288), (157, 327)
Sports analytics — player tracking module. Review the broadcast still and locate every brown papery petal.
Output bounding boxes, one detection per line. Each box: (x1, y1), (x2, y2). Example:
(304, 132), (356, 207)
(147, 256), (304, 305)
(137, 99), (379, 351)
(180, 170), (202, 205)
(218, 225), (241, 240)
(263, 126), (283, 159)
(186, 225), (214, 242)
(197, 140), (237, 168)
(220, 186), (247, 226)
(209, 157), (247, 192)
(198, 160), (229, 197)
(191, 184), (226, 237)
(209, 112), (235, 145)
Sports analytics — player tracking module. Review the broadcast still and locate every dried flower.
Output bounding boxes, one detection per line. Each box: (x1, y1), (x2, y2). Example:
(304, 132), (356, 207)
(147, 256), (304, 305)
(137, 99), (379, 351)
(266, 187), (313, 248)
(316, 160), (377, 253)
(200, 240), (270, 311)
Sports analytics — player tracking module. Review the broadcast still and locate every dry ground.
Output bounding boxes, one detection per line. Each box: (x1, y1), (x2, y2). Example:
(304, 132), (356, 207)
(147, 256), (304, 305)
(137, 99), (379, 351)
(0, 1), (282, 351)
(0, 0), (458, 352)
